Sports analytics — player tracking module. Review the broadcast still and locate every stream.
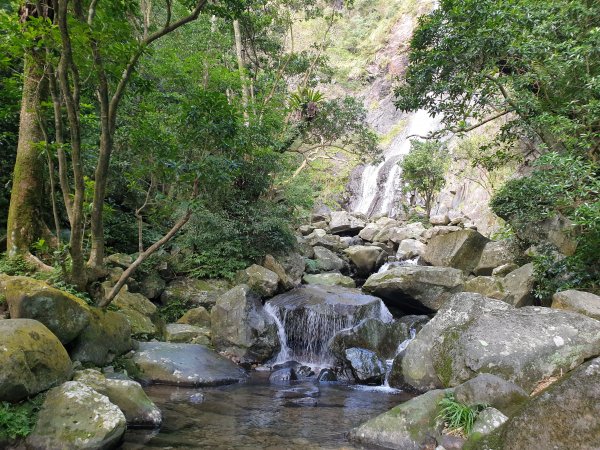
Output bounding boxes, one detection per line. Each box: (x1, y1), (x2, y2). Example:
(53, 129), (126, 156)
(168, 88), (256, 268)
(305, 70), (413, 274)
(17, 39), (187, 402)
(121, 372), (412, 449)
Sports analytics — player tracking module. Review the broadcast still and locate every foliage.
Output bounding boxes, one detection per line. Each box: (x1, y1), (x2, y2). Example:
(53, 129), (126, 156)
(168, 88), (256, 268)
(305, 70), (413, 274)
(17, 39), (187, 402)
(158, 299), (192, 324)
(399, 140), (450, 216)
(437, 393), (487, 436)
(395, 0), (600, 158)
(0, 254), (36, 276)
(0, 396), (44, 441)
(491, 153), (600, 296)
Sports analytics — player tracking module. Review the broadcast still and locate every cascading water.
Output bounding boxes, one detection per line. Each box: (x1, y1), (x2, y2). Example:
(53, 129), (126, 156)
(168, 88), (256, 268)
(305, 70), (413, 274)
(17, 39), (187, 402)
(382, 327), (417, 390)
(351, 109), (441, 217)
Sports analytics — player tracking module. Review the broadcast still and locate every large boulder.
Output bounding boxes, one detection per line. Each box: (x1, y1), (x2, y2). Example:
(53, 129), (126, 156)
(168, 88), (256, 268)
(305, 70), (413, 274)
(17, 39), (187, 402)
(344, 245), (382, 276)
(27, 381), (126, 450)
(73, 369), (162, 428)
(237, 264), (280, 297)
(6, 277), (90, 344)
(111, 287), (159, 338)
(329, 211), (366, 235)
(302, 272), (356, 288)
(132, 342), (248, 386)
(306, 246), (345, 274)
(473, 356), (600, 449)
(500, 263), (535, 307)
(396, 239), (427, 260)
(359, 223), (383, 242)
(138, 272), (166, 300)
(160, 277), (229, 310)
(350, 389), (450, 449)
(551, 289), (600, 320)
(263, 254), (295, 290)
(422, 229), (489, 272)
(0, 319), (72, 402)
(344, 348), (386, 384)
(453, 373), (528, 415)
(363, 266), (465, 313)
(69, 308), (134, 366)
(398, 293), (600, 393)
(474, 240), (520, 276)
(210, 284), (279, 363)
(389, 222), (426, 244)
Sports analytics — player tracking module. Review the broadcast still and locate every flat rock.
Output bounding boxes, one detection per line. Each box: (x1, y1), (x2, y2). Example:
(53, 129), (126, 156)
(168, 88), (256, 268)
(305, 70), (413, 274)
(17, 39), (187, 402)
(302, 272), (356, 288)
(551, 289), (600, 320)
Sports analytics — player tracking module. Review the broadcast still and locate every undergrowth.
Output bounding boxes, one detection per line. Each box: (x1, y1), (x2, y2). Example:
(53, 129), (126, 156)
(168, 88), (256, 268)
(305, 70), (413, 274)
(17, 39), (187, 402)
(437, 393), (488, 436)
(0, 396), (44, 441)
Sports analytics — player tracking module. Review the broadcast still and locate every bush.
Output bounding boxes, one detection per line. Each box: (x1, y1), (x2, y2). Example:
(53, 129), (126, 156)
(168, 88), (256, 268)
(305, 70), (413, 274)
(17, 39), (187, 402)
(437, 393), (487, 436)
(0, 254), (36, 276)
(0, 396), (44, 441)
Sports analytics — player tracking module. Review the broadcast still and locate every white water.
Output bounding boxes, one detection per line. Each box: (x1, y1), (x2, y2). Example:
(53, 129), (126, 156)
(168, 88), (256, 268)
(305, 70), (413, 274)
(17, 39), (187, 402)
(352, 109), (441, 217)
(377, 257), (418, 273)
(264, 303), (292, 365)
(382, 327), (417, 390)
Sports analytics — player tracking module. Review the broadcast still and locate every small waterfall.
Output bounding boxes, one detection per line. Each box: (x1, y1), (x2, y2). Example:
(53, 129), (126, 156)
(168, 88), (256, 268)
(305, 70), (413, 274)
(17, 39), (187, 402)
(351, 109), (441, 217)
(382, 327), (417, 389)
(264, 303), (292, 364)
(377, 257), (418, 273)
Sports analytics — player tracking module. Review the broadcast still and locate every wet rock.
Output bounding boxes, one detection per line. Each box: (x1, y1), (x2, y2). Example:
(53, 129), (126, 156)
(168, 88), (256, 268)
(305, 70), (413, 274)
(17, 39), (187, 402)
(329, 211), (366, 235)
(423, 229), (489, 272)
(344, 348), (386, 384)
(350, 389), (450, 449)
(177, 306), (211, 328)
(453, 373), (528, 414)
(160, 277), (229, 310)
(284, 397), (318, 407)
(474, 240), (520, 276)
(0, 319), (72, 402)
(6, 277), (90, 344)
(344, 245), (382, 276)
(164, 323), (211, 345)
(237, 264), (280, 298)
(211, 285), (279, 363)
(70, 308), (134, 366)
(269, 368), (297, 384)
(317, 369), (337, 382)
(473, 357), (600, 449)
(73, 369), (162, 428)
(363, 266), (465, 313)
(302, 272), (356, 288)
(470, 407), (508, 436)
(277, 384), (320, 399)
(389, 222), (426, 244)
(27, 381), (126, 450)
(133, 342), (248, 386)
(551, 289), (600, 320)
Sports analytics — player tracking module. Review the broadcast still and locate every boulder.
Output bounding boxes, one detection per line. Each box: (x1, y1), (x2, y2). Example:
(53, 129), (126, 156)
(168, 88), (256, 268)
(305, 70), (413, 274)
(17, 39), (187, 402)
(138, 272), (166, 300)
(269, 368), (297, 384)
(211, 284), (279, 363)
(237, 264), (280, 297)
(453, 373), (528, 415)
(106, 253), (133, 268)
(344, 348), (386, 384)
(308, 246), (345, 273)
(177, 306), (211, 327)
(363, 266), (465, 313)
(263, 254), (295, 290)
(73, 369), (162, 428)
(329, 211), (366, 235)
(133, 342), (247, 386)
(474, 240), (520, 276)
(164, 323), (210, 345)
(422, 225), (462, 241)
(463, 276), (507, 301)
(551, 289), (600, 320)
(0, 319), (72, 402)
(330, 318), (412, 360)
(311, 206), (331, 223)
(111, 288), (159, 338)
(423, 229), (489, 272)
(470, 407), (508, 437)
(160, 277), (229, 310)
(358, 223), (383, 242)
(69, 308), (134, 366)
(389, 222), (426, 244)
(278, 253), (305, 287)
(6, 277), (90, 344)
(298, 225), (315, 236)
(302, 272), (356, 288)
(501, 263), (535, 307)
(350, 389), (450, 449)
(474, 356), (600, 449)
(317, 369), (337, 382)
(344, 245), (382, 276)
(491, 263), (519, 277)
(27, 381), (126, 450)
(399, 292), (600, 393)
(429, 214), (450, 226)
(304, 229), (346, 251)
(396, 239), (427, 260)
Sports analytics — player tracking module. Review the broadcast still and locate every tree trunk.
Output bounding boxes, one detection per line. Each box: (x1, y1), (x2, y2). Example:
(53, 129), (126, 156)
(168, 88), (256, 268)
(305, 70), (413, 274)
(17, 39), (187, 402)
(233, 19), (249, 124)
(6, 54), (49, 256)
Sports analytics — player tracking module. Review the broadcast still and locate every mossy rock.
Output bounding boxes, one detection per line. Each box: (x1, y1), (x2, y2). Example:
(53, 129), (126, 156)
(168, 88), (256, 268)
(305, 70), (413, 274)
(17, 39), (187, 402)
(0, 319), (72, 402)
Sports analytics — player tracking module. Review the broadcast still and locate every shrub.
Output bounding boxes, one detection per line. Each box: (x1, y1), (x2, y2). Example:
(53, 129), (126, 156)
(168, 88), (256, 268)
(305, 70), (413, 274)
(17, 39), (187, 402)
(437, 393), (487, 436)
(0, 254), (36, 276)
(0, 396), (44, 441)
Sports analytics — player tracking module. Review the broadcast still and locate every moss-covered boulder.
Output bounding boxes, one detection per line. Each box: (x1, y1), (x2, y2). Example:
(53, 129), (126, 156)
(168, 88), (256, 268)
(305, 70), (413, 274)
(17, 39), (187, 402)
(164, 323), (211, 345)
(0, 319), (72, 402)
(307, 246), (345, 273)
(27, 381), (126, 450)
(69, 308), (134, 366)
(73, 369), (161, 428)
(6, 277), (91, 344)
(422, 229), (489, 272)
(453, 373), (528, 415)
(110, 287), (159, 339)
(236, 264), (280, 297)
(177, 306), (211, 327)
(160, 277), (229, 310)
(349, 388), (451, 449)
(138, 272), (166, 300)
(302, 272), (356, 288)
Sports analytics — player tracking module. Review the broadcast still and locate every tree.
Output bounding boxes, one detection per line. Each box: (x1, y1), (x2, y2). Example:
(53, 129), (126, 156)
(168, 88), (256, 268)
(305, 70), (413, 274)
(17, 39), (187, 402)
(395, 0), (600, 160)
(399, 140), (449, 217)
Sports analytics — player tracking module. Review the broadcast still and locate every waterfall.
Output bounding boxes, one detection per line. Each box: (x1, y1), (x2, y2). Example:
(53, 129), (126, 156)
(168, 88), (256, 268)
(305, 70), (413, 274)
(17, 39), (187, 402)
(382, 327), (417, 389)
(351, 109), (441, 217)
(264, 303), (292, 364)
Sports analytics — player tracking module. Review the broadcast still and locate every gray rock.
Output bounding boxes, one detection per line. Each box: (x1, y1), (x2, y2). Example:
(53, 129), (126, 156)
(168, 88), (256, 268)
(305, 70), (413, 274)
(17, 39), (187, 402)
(454, 373), (528, 414)
(160, 277), (229, 310)
(422, 225), (462, 241)
(471, 407), (508, 436)
(269, 368), (297, 384)
(0, 319), (72, 402)
(279, 253), (306, 287)
(237, 264), (280, 297)
(263, 254), (295, 290)
(389, 222), (426, 244)
(317, 369), (337, 382)
(423, 229), (489, 272)
(298, 224), (315, 236)
(302, 272), (356, 288)
(27, 381), (126, 450)
(139, 272), (166, 300)
(329, 211), (366, 235)
(177, 306), (211, 328)
(344, 348), (386, 384)
(491, 263), (519, 277)
(309, 246), (345, 273)
(501, 263), (535, 307)
(551, 289), (600, 320)
(350, 389), (450, 449)
(107, 253), (133, 268)
(359, 223), (383, 242)
(110, 287), (159, 338)
(474, 240), (520, 276)
(396, 239), (427, 260)
(210, 284), (279, 363)
(363, 266), (465, 313)
(429, 214), (450, 226)
(304, 229), (346, 251)
(164, 323), (211, 345)
(462, 276), (507, 301)
(344, 245), (382, 276)
(133, 342), (248, 386)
